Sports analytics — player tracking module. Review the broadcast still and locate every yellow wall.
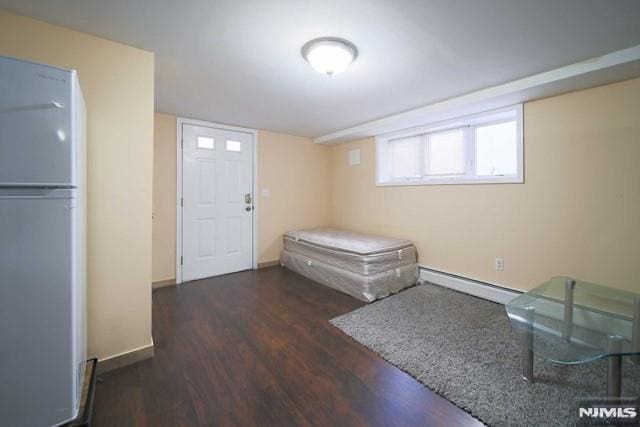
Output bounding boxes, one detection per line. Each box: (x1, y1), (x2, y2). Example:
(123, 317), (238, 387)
(257, 130), (331, 262)
(151, 118), (331, 279)
(329, 78), (640, 293)
(0, 11), (155, 360)
(152, 113), (177, 282)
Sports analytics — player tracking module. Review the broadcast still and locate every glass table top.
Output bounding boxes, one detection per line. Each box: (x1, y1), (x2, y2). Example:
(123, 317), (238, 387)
(505, 277), (640, 364)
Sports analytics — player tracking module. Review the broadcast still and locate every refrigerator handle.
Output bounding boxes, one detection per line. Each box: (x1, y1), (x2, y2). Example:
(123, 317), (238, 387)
(0, 188), (74, 198)
(0, 100), (65, 114)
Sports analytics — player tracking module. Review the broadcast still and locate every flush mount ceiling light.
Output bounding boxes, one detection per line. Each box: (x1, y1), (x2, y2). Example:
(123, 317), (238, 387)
(301, 37), (358, 76)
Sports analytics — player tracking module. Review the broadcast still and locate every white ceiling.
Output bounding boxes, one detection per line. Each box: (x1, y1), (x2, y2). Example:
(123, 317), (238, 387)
(2, 0), (640, 137)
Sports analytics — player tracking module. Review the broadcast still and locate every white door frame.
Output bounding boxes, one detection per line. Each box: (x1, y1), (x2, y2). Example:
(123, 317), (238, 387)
(175, 116), (258, 284)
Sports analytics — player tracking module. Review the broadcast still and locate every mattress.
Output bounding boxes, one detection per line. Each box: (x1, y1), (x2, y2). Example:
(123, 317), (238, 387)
(283, 235), (416, 275)
(281, 249), (418, 302)
(284, 228), (414, 255)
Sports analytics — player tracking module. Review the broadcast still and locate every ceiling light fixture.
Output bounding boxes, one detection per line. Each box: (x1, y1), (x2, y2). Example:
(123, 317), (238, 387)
(301, 37), (358, 76)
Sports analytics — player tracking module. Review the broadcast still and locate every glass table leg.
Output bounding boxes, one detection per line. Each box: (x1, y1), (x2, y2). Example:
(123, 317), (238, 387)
(607, 335), (623, 399)
(632, 299), (640, 364)
(607, 355), (622, 398)
(522, 306), (534, 382)
(562, 278), (575, 341)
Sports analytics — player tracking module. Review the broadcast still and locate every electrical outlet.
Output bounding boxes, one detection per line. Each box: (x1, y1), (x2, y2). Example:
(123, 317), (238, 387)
(495, 257), (504, 271)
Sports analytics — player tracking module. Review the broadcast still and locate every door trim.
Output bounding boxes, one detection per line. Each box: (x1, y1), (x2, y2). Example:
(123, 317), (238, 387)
(175, 117), (258, 284)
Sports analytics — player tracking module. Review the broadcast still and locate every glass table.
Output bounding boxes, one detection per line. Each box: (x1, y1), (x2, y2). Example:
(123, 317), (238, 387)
(505, 277), (640, 398)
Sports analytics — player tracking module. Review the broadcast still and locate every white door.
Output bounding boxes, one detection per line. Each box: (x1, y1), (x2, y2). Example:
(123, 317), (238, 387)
(181, 123), (254, 281)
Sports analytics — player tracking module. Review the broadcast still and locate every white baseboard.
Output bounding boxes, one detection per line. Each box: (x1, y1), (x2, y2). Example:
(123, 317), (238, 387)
(419, 267), (520, 305)
(97, 339), (154, 374)
(257, 259), (280, 269)
(152, 278), (176, 289)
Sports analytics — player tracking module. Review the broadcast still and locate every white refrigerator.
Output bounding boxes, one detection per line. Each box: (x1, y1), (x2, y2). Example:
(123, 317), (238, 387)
(0, 55), (87, 426)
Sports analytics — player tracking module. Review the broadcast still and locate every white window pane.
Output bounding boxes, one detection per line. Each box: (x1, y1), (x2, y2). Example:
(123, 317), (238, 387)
(226, 140), (242, 152)
(426, 130), (464, 175)
(475, 121), (517, 176)
(391, 137), (421, 178)
(197, 136), (215, 150)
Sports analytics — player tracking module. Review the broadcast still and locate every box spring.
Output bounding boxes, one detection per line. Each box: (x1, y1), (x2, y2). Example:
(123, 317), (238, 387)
(280, 249), (418, 302)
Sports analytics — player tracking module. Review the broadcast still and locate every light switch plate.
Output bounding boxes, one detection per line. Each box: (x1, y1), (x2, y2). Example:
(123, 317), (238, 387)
(260, 188), (270, 197)
(348, 148), (361, 166)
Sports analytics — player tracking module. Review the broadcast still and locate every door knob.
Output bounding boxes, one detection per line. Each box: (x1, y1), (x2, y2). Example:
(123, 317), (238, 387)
(245, 206), (253, 212)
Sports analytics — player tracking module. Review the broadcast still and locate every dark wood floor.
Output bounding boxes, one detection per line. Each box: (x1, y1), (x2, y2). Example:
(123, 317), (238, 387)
(94, 267), (481, 427)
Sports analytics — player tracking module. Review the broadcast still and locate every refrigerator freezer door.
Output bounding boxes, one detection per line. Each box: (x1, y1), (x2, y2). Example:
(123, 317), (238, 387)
(0, 56), (74, 186)
(0, 189), (75, 426)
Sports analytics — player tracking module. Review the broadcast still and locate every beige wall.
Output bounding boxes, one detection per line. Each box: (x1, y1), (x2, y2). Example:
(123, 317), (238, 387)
(257, 130), (331, 262)
(151, 118), (331, 278)
(0, 11), (155, 360)
(152, 113), (177, 282)
(329, 78), (640, 293)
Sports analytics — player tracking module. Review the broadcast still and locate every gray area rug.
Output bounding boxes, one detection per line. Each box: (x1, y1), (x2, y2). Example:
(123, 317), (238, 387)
(330, 284), (640, 426)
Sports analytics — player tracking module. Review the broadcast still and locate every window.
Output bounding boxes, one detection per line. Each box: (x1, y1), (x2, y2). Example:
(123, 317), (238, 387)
(376, 105), (523, 185)
(425, 130), (464, 175)
(390, 136), (421, 178)
(226, 140), (242, 152)
(475, 121), (517, 176)
(197, 136), (215, 150)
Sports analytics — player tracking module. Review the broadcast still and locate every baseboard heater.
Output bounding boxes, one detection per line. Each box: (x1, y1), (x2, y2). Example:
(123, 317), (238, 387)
(419, 267), (521, 304)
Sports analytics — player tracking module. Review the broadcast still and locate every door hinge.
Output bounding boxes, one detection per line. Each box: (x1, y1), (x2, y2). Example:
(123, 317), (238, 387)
(181, 138), (184, 148)
(181, 197), (184, 207)
(180, 256), (183, 265)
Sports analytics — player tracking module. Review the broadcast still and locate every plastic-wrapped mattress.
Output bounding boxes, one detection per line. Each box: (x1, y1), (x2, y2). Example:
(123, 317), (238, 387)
(280, 228), (418, 302)
(283, 236), (416, 275)
(281, 250), (418, 302)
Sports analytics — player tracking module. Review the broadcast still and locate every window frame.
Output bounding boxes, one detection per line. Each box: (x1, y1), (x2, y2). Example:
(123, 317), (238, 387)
(376, 104), (524, 186)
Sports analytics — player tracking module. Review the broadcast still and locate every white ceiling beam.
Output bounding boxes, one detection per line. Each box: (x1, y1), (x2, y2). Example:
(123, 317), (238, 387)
(314, 44), (640, 144)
